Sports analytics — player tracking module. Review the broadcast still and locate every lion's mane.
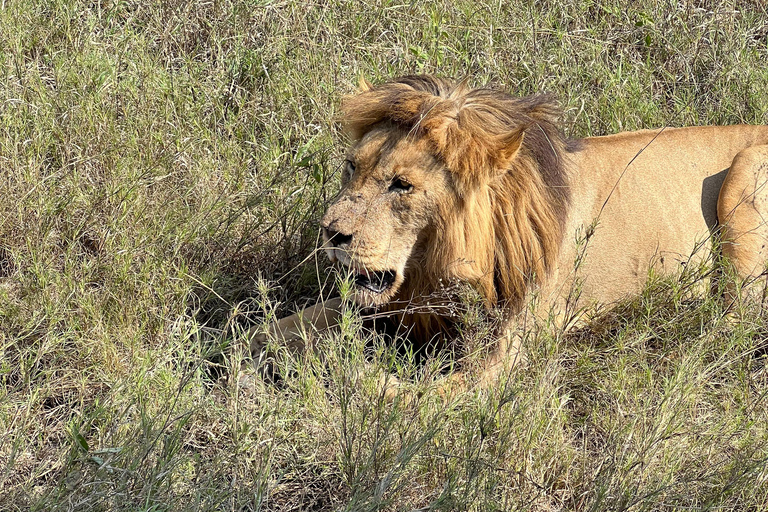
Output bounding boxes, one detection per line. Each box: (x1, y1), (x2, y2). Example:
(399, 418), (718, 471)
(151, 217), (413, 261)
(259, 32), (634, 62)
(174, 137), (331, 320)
(341, 76), (577, 327)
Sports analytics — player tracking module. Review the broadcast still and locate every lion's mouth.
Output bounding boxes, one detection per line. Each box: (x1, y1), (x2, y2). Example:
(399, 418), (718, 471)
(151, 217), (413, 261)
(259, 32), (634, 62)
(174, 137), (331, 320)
(353, 269), (397, 295)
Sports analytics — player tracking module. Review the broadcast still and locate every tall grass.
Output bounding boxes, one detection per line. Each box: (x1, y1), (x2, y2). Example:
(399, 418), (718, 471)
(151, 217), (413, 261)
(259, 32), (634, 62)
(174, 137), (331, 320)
(1, 0), (767, 510)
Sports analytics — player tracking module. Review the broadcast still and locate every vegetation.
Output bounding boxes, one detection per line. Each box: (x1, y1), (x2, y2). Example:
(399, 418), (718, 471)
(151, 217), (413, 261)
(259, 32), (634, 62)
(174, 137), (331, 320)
(1, 0), (767, 510)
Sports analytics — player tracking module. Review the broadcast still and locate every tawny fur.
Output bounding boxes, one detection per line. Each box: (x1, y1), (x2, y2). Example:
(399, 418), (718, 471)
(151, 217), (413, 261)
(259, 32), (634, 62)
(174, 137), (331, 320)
(253, 75), (768, 392)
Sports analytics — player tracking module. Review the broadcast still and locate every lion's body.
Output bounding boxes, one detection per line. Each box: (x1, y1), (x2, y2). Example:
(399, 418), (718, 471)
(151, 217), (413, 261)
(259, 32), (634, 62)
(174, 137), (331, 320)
(252, 76), (768, 391)
(551, 125), (768, 313)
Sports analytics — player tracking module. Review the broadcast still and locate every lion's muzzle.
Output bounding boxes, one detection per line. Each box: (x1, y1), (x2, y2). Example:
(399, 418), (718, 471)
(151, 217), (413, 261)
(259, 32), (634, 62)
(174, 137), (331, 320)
(324, 226), (353, 249)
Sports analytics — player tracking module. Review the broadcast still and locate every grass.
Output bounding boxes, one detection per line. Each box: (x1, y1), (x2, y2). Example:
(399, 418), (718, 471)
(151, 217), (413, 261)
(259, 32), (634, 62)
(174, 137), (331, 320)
(1, 0), (768, 510)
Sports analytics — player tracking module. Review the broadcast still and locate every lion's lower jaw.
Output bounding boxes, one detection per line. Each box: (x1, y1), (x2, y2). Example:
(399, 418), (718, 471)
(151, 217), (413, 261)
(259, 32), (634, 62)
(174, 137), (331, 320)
(351, 273), (405, 308)
(351, 288), (391, 308)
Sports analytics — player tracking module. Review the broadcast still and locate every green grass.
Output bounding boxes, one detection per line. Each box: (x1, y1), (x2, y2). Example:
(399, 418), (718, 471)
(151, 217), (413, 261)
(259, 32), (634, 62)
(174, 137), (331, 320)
(1, 0), (768, 510)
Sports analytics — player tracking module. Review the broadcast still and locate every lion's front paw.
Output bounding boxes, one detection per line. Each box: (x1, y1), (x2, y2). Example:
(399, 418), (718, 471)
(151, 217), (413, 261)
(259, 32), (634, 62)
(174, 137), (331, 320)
(248, 321), (310, 382)
(248, 329), (280, 382)
(248, 330), (269, 359)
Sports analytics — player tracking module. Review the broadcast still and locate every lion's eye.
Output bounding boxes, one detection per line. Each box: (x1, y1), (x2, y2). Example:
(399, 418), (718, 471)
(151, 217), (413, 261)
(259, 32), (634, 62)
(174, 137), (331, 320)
(345, 160), (356, 179)
(389, 177), (413, 194)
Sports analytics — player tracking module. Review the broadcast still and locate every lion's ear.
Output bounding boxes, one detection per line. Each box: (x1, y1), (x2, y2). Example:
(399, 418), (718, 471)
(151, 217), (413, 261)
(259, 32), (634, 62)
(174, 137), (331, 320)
(357, 76), (373, 92)
(496, 126), (526, 167)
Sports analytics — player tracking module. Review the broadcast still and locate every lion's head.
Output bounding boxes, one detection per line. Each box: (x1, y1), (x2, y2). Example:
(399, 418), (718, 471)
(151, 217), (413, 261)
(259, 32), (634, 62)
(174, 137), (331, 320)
(321, 75), (574, 317)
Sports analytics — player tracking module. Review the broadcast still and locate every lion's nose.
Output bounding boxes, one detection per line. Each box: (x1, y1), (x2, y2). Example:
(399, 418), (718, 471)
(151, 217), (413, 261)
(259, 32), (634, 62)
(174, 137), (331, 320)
(324, 227), (353, 248)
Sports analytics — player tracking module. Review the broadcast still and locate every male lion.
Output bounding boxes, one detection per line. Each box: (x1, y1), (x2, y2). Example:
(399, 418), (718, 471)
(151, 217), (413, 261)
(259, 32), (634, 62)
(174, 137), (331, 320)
(252, 75), (768, 390)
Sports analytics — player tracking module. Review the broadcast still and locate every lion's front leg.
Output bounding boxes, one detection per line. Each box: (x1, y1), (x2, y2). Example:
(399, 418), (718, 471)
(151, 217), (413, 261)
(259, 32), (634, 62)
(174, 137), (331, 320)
(248, 297), (344, 368)
(477, 324), (527, 389)
(434, 321), (527, 399)
(245, 298), (406, 400)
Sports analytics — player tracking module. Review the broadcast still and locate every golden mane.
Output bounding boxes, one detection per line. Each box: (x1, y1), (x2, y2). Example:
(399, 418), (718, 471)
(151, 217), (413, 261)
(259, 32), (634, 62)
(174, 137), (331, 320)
(341, 75), (576, 322)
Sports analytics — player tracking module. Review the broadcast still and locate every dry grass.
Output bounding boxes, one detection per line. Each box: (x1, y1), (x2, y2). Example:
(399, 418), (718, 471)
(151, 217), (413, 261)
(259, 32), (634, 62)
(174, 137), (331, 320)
(1, 0), (768, 510)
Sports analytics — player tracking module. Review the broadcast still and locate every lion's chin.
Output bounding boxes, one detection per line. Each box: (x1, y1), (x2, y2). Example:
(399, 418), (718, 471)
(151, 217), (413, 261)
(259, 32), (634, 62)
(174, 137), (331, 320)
(353, 285), (399, 308)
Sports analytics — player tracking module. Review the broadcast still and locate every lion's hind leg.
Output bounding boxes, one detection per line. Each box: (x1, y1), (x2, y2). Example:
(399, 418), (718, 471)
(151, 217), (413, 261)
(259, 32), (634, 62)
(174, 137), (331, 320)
(717, 145), (768, 309)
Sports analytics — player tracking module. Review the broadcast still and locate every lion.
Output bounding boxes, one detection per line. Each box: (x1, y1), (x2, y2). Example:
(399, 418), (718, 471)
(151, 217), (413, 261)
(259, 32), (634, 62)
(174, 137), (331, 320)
(251, 75), (768, 392)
